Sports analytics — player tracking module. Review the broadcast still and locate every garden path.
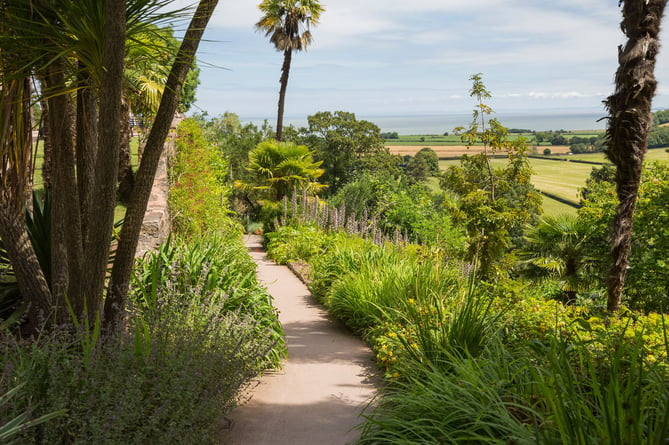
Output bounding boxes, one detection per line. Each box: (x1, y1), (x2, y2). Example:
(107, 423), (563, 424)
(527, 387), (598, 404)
(220, 235), (379, 445)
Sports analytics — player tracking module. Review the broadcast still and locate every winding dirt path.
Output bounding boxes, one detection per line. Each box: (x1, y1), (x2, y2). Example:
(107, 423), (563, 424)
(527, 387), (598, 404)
(220, 235), (379, 445)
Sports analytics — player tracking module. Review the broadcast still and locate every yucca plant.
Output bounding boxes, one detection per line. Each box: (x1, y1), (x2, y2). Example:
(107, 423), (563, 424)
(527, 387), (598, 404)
(0, 191), (51, 324)
(0, 382), (66, 444)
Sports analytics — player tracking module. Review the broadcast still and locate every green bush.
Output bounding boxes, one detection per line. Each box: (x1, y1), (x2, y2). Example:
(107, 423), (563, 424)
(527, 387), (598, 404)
(265, 225), (326, 264)
(168, 118), (238, 236)
(266, 221), (669, 443)
(0, 233), (285, 444)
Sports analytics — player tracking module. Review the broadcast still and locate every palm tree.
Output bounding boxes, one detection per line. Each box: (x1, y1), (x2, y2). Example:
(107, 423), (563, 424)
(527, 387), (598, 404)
(604, 0), (667, 312)
(237, 139), (325, 200)
(256, 0), (324, 141)
(519, 214), (596, 305)
(0, 0), (218, 332)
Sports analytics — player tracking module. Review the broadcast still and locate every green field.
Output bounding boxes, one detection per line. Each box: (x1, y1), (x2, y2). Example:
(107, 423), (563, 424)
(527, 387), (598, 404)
(385, 130), (605, 147)
(439, 158), (594, 202)
(435, 146), (668, 216)
(547, 147), (668, 163)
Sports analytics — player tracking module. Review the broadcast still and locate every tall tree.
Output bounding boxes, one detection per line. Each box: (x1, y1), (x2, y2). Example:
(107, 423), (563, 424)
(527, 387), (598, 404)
(106, 0), (219, 327)
(0, 0), (218, 333)
(604, 0), (667, 312)
(256, 0), (324, 141)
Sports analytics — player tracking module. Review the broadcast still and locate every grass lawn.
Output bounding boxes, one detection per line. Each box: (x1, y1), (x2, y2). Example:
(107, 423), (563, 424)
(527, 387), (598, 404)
(32, 136), (140, 222)
(540, 196), (578, 216)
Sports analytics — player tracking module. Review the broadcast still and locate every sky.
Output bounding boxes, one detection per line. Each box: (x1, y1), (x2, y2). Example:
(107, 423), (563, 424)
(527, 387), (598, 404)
(169, 0), (669, 131)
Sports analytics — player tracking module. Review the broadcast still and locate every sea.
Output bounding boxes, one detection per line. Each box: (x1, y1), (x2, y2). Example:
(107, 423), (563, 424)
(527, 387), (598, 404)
(275, 111), (610, 135)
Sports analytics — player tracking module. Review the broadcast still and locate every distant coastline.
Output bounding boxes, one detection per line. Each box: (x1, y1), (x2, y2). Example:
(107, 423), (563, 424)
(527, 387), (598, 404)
(358, 112), (609, 135)
(259, 111), (610, 135)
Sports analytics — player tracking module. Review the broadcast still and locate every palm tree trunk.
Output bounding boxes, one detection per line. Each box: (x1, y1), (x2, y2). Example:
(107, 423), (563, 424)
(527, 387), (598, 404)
(106, 0), (219, 329)
(0, 77), (52, 333)
(0, 210), (52, 332)
(276, 49), (292, 141)
(76, 73), (98, 245)
(45, 63), (84, 322)
(81, 0), (126, 323)
(39, 95), (53, 192)
(604, 0), (666, 312)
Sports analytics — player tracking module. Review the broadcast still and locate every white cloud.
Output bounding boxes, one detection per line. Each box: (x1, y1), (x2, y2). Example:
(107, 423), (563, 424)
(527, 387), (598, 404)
(185, 1), (669, 120)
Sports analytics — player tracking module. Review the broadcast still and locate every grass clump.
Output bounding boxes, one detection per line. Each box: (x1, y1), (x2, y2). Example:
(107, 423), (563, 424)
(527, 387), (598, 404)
(0, 233), (284, 444)
(265, 222), (669, 444)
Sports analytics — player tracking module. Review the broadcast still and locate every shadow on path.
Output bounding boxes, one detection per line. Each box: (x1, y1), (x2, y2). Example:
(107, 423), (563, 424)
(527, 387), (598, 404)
(219, 235), (379, 445)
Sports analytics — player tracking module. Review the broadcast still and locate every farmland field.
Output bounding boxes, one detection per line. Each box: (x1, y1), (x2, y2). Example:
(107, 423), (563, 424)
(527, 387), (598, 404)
(389, 145), (573, 157)
(439, 157), (595, 204)
(548, 147), (668, 163)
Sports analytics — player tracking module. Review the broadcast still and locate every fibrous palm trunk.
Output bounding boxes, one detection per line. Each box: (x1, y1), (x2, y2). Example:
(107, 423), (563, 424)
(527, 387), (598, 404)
(604, 0), (667, 312)
(276, 48), (292, 141)
(106, 0), (220, 328)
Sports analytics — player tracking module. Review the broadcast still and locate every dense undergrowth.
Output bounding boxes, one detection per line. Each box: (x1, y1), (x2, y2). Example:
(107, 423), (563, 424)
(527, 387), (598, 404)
(0, 231), (284, 444)
(0, 118), (285, 444)
(266, 224), (669, 444)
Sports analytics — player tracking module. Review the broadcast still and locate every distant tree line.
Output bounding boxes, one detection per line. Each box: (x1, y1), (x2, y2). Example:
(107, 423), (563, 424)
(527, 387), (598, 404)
(381, 132), (399, 139)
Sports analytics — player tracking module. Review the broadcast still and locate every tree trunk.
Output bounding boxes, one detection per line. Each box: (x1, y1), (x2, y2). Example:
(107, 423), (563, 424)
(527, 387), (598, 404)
(106, 0), (220, 328)
(604, 0), (666, 312)
(0, 77), (52, 333)
(0, 210), (52, 333)
(45, 64), (84, 322)
(76, 74), (98, 245)
(276, 49), (292, 141)
(39, 96), (53, 192)
(81, 0), (126, 324)
(118, 95), (134, 204)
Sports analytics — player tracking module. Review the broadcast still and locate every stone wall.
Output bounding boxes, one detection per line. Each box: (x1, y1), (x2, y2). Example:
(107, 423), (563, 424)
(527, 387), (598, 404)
(134, 114), (183, 257)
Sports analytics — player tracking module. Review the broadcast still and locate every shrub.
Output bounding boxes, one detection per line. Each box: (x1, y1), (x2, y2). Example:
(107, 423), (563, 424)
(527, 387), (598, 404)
(0, 233), (285, 444)
(168, 118), (238, 235)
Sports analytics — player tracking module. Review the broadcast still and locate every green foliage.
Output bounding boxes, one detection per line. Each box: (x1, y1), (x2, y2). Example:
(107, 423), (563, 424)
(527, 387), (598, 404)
(290, 111), (393, 195)
(578, 162), (669, 311)
(441, 75), (541, 276)
(518, 214), (598, 304)
(266, 220), (669, 443)
(380, 131), (399, 139)
(194, 112), (272, 184)
(133, 233), (286, 368)
(0, 383), (66, 444)
(0, 233), (284, 444)
(168, 118), (237, 235)
(415, 147), (439, 174)
(653, 108), (669, 126)
(265, 225), (326, 264)
(404, 155), (429, 184)
(648, 125), (669, 148)
(329, 172), (466, 249)
(236, 139), (325, 201)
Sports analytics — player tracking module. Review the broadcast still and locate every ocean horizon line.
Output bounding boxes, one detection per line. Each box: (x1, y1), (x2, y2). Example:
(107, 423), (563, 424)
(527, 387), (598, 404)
(241, 110), (611, 134)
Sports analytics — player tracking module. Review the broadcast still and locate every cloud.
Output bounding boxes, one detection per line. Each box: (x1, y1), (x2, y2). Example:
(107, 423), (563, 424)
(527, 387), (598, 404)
(183, 1), (669, 118)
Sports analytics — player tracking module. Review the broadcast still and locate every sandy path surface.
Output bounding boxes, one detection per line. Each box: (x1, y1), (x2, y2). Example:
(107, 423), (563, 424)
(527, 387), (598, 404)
(220, 235), (379, 445)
